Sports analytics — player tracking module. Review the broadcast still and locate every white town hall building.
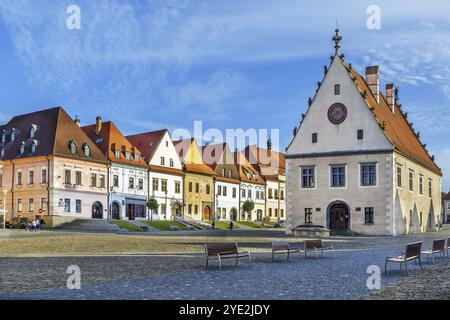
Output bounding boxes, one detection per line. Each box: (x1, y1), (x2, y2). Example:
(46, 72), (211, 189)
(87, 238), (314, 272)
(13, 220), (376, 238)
(286, 30), (442, 236)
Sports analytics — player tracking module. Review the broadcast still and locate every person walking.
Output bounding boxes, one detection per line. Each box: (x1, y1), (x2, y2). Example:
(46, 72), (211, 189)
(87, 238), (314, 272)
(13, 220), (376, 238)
(35, 219), (40, 231)
(40, 219), (46, 230)
(229, 221), (233, 230)
(211, 221), (215, 230)
(31, 220), (37, 232)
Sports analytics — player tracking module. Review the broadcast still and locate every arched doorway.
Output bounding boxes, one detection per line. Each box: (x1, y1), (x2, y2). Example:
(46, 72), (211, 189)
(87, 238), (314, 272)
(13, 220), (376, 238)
(92, 202), (103, 219)
(328, 202), (350, 232)
(203, 205), (211, 221)
(230, 208), (238, 221)
(111, 202), (120, 220)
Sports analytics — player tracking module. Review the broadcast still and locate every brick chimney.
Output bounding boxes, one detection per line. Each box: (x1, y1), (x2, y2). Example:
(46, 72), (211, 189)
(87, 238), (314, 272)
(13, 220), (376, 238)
(386, 83), (395, 113)
(365, 66), (380, 103)
(95, 116), (102, 135)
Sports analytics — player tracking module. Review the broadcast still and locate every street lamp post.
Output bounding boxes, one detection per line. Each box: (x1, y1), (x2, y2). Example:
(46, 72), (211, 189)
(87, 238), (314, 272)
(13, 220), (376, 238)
(2, 189), (7, 231)
(164, 190), (168, 220)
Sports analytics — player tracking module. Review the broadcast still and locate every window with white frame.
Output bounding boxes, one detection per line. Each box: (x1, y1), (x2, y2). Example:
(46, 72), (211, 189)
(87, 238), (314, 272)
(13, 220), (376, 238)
(419, 175), (424, 195)
(301, 166), (315, 188)
(360, 163), (376, 186)
(331, 165), (346, 187)
(408, 170), (414, 191)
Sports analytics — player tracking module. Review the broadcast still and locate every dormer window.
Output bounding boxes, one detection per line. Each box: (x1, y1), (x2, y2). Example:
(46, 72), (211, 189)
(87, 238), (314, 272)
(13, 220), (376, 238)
(115, 150), (121, 158)
(30, 124), (37, 138)
(1, 130), (5, 143)
(134, 153), (140, 162)
(31, 140), (37, 153)
(125, 152), (131, 160)
(0, 147), (4, 158)
(83, 144), (91, 157)
(69, 141), (77, 155)
(10, 129), (16, 142)
(19, 141), (25, 155)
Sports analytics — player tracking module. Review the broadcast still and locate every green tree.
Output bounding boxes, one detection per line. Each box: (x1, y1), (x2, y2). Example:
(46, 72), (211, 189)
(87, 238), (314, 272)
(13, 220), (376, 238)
(242, 200), (254, 221)
(146, 197), (159, 221)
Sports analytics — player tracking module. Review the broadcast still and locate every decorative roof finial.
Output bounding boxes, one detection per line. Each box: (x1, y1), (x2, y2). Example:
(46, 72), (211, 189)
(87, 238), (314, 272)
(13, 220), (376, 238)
(332, 28), (342, 54)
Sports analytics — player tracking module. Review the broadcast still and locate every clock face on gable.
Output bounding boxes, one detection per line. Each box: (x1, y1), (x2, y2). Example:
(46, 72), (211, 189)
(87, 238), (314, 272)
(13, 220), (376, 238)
(327, 103), (347, 124)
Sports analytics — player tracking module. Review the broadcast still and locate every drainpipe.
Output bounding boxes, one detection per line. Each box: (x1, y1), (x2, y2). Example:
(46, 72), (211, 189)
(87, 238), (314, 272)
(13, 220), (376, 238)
(46, 155), (51, 216)
(10, 160), (14, 219)
(147, 166), (150, 220)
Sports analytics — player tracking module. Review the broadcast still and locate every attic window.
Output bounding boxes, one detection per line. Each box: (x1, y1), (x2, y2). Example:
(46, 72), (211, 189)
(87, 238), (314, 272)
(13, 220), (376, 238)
(312, 133), (318, 143)
(165, 141), (169, 147)
(0, 147), (4, 158)
(115, 150), (121, 158)
(125, 152), (131, 160)
(83, 144), (91, 157)
(30, 124), (37, 138)
(1, 130), (5, 143)
(334, 84), (340, 95)
(31, 140), (37, 153)
(19, 142), (25, 155)
(357, 129), (364, 140)
(69, 141), (77, 155)
(134, 153), (140, 162)
(10, 129), (16, 142)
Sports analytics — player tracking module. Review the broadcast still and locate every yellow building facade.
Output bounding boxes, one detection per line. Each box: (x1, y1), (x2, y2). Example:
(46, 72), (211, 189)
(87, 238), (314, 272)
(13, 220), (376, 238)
(174, 138), (215, 221)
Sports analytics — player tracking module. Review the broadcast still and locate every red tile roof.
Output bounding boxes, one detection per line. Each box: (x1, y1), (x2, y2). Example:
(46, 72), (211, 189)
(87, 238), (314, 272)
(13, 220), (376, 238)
(82, 121), (148, 168)
(342, 58), (441, 175)
(443, 192), (450, 201)
(244, 145), (286, 179)
(233, 151), (265, 185)
(0, 107), (106, 163)
(184, 163), (216, 176)
(126, 129), (167, 164)
(148, 165), (183, 175)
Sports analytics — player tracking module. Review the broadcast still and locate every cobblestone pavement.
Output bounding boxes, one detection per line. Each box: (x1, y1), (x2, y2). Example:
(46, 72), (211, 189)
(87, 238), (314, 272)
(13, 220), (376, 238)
(1, 228), (449, 300)
(365, 257), (450, 300)
(0, 247), (437, 300)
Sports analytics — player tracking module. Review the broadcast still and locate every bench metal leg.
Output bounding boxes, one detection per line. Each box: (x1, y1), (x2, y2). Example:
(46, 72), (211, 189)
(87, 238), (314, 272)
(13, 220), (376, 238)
(248, 252), (252, 264)
(235, 256), (239, 266)
(271, 251), (274, 262)
(384, 259), (389, 276)
(218, 255), (222, 270)
(205, 256), (209, 270)
(287, 251), (290, 261)
(418, 256), (423, 270)
(405, 261), (409, 275)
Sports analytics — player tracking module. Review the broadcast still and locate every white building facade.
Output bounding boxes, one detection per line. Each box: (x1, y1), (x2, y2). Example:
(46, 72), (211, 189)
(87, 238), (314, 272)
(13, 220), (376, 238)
(215, 178), (240, 221)
(128, 130), (184, 221)
(286, 31), (442, 236)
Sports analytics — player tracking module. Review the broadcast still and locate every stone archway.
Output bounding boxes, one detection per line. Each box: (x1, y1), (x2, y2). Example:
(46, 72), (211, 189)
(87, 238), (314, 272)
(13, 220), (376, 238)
(230, 208), (238, 221)
(111, 202), (120, 220)
(92, 202), (103, 219)
(327, 201), (350, 232)
(203, 205), (211, 221)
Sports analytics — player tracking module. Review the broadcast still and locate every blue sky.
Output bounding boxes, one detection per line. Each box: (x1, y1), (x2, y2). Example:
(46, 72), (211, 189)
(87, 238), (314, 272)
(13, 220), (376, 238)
(0, 0), (449, 189)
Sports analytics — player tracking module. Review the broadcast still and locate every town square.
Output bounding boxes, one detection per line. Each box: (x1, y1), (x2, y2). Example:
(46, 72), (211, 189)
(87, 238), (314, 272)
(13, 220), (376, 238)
(0, 0), (450, 309)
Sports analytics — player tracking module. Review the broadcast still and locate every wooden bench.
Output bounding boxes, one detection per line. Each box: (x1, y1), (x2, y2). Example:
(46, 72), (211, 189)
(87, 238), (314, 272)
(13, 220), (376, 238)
(139, 225), (149, 232)
(204, 243), (251, 270)
(304, 239), (334, 259)
(421, 239), (446, 264)
(271, 241), (301, 261)
(385, 241), (423, 275)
